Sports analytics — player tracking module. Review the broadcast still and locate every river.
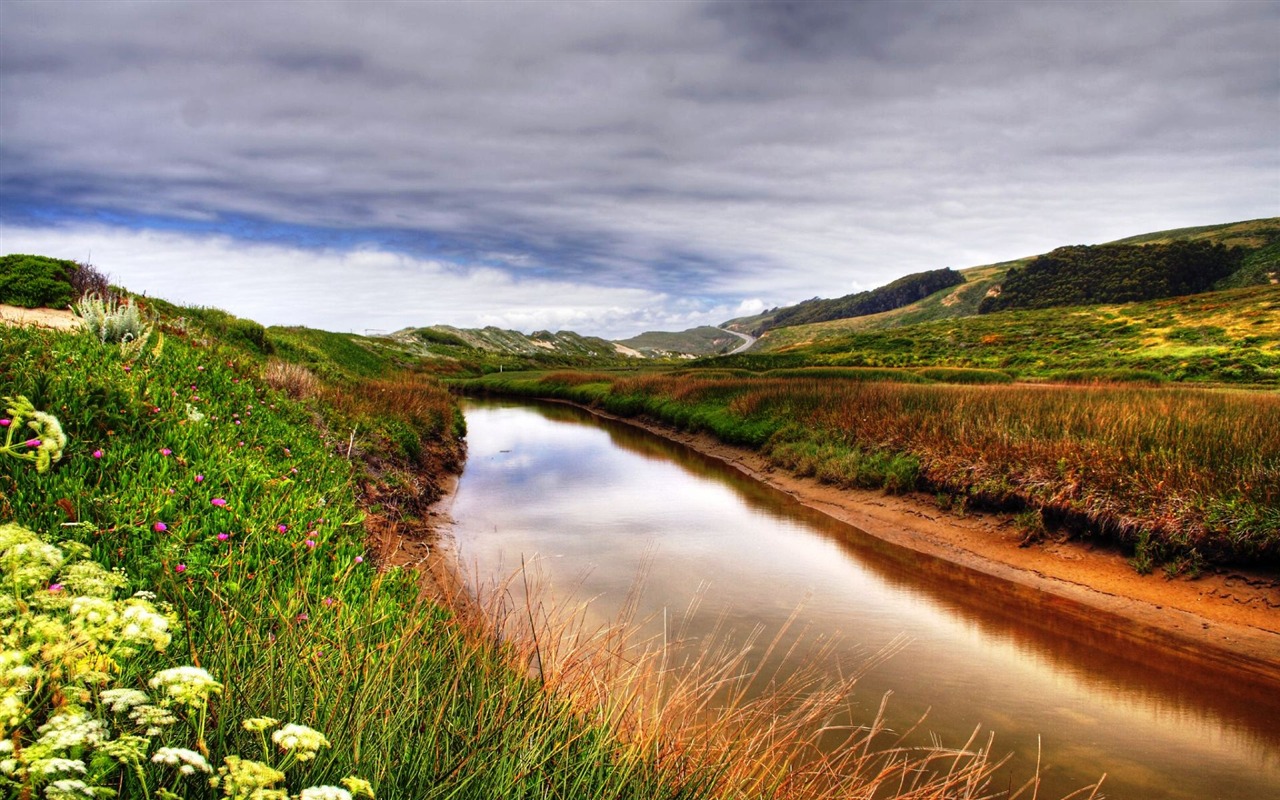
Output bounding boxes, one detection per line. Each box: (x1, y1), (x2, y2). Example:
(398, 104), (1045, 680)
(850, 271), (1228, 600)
(448, 399), (1280, 799)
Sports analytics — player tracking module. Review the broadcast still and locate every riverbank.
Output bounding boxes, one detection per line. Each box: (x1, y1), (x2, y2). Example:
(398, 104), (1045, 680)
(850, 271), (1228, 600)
(516, 397), (1280, 689)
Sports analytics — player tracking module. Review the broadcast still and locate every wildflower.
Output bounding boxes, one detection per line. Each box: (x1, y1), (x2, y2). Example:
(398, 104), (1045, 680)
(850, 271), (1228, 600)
(175, 563), (186, 574)
(354, 555), (363, 564)
(271, 723), (330, 760)
(100, 688), (151, 713)
(305, 539), (316, 549)
(296, 613), (308, 622)
(0, 419), (8, 427)
(129, 704), (177, 735)
(154, 522), (167, 532)
(341, 776), (376, 799)
(25, 438), (41, 448)
(160, 448), (171, 456)
(211, 498), (227, 507)
(322, 597), (334, 607)
(36, 711), (107, 750)
(42, 779), (95, 799)
(32, 757), (87, 776)
(91, 450), (102, 459)
(195, 474), (204, 482)
(217, 532), (230, 541)
(152, 746), (212, 775)
(300, 787), (353, 800)
(242, 716), (281, 732)
(212, 756), (285, 796)
(48, 583), (63, 592)
(277, 524), (288, 534)
(149, 666), (222, 709)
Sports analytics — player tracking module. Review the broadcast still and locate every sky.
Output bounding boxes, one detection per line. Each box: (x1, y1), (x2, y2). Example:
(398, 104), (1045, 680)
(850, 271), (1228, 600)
(2, 1), (1277, 339)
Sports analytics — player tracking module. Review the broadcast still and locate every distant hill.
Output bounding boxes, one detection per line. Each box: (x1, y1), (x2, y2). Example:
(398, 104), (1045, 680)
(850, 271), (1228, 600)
(393, 324), (637, 363)
(728, 268), (965, 337)
(615, 326), (743, 357)
(724, 217), (1279, 344)
(978, 240), (1244, 314)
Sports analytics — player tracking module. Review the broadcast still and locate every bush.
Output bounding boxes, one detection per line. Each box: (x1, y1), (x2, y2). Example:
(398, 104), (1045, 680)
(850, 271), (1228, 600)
(73, 292), (153, 347)
(0, 254), (78, 308)
(262, 359), (320, 399)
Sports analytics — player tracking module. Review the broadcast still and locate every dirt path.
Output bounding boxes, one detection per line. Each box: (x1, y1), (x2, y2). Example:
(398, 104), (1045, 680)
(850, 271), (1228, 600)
(0, 304), (80, 331)
(518, 400), (1280, 688)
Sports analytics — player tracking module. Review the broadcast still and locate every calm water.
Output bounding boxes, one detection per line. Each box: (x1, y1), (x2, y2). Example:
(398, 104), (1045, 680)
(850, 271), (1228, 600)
(449, 399), (1280, 799)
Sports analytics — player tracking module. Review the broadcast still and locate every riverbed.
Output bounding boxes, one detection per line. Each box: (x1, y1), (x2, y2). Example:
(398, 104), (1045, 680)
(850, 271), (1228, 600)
(448, 398), (1280, 799)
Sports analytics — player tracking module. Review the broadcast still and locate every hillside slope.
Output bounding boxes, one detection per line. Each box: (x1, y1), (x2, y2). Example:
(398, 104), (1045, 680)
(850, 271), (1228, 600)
(728, 217), (1279, 344)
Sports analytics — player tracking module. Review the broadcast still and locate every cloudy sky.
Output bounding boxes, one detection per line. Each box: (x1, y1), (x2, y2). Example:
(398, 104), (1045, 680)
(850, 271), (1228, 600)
(2, 1), (1277, 338)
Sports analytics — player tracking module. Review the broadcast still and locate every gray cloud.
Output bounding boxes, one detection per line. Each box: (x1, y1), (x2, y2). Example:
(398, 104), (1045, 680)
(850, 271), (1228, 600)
(1, 0), (1276, 336)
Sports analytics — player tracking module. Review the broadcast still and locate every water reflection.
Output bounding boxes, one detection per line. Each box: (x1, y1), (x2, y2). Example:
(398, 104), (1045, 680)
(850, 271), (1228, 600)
(451, 399), (1280, 800)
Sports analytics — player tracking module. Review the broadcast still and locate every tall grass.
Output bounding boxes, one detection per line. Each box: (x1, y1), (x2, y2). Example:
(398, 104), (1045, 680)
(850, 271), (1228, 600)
(462, 371), (1280, 568)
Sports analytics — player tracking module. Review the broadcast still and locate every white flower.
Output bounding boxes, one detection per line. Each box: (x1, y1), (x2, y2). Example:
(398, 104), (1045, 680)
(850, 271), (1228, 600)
(300, 787), (352, 800)
(148, 665), (222, 708)
(43, 779), (95, 799)
(151, 746), (211, 775)
(99, 688), (150, 713)
(32, 757), (86, 776)
(271, 723), (330, 760)
(35, 712), (106, 751)
(129, 704), (177, 735)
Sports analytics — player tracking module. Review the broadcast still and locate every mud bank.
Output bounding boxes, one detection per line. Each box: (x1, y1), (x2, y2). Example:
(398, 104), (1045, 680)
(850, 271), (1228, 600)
(521, 398), (1280, 689)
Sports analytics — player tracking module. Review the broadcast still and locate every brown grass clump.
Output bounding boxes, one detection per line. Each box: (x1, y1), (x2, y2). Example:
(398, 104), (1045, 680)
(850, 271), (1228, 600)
(467, 563), (1105, 800)
(263, 358), (320, 398)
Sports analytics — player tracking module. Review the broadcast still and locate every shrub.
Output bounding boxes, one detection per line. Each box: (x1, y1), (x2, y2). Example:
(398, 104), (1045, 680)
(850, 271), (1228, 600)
(263, 359), (320, 399)
(0, 254), (78, 309)
(67, 261), (113, 302)
(72, 292), (154, 348)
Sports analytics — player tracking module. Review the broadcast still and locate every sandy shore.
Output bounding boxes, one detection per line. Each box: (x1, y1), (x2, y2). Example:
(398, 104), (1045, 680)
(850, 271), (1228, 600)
(0, 303), (80, 331)
(509, 400), (1280, 688)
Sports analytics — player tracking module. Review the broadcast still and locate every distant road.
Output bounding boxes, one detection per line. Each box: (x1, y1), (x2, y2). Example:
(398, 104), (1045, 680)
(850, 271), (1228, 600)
(716, 327), (757, 355)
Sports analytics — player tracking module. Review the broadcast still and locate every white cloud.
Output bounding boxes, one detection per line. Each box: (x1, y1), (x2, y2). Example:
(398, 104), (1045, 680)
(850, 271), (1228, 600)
(0, 223), (734, 338)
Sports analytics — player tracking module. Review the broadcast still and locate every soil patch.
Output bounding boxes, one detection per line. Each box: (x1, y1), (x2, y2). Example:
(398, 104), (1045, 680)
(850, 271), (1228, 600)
(0, 304), (80, 331)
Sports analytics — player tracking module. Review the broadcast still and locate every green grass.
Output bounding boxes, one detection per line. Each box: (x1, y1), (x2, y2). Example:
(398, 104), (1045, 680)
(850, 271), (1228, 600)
(0, 321), (709, 798)
(746, 286), (1280, 385)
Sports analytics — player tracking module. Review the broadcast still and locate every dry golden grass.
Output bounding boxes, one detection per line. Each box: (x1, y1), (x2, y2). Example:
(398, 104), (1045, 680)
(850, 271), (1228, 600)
(462, 563), (1106, 800)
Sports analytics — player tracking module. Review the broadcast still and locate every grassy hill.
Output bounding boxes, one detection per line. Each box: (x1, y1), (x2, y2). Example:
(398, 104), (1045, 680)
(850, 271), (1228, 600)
(615, 325), (742, 357)
(728, 285), (1280, 385)
(724, 217), (1280, 340)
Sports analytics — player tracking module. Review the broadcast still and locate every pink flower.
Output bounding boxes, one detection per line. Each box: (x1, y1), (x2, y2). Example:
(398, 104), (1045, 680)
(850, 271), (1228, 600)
(277, 524), (288, 534)
(354, 555), (364, 564)
(0, 419), (10, 427)
(217, 532), (230, 541)
(322, 597), (335, 606)
(48, 583), (64, 593)
(160, 448), (172, 456)
(195, 474), (204, 483)
(296, 612), (308, 621)
(305, 539), (316, 549)
(197, 366), (204, 371)
(175, 563), (186, 574)
(92, 450), (103, 459)
(123, 366), (131, 373)
(211, 498), (227, 507)
(153, 522), (167, 532)
(24, 438), (41, 448)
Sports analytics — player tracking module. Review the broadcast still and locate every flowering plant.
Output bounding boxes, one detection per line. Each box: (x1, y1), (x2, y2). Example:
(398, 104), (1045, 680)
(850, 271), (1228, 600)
(0, 396), (67, 473)
(0, 524), (373, 799)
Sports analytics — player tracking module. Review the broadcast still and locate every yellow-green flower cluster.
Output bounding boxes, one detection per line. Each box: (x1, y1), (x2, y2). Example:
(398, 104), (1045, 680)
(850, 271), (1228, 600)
(1, 395), (67, 473)
(1, 524), (375, 799)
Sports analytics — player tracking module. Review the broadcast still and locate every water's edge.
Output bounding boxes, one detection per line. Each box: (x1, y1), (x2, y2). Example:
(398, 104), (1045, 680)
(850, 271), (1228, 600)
(460, 394), (1280, 693)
